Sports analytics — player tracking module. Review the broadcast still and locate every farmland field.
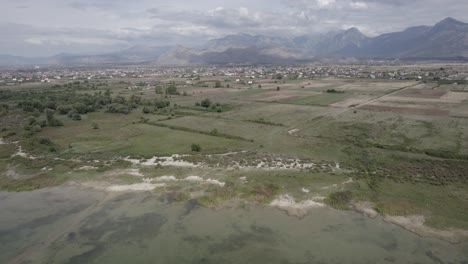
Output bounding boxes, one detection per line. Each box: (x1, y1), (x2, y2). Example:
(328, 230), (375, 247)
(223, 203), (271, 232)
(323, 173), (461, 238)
(1, 64), (468, 263)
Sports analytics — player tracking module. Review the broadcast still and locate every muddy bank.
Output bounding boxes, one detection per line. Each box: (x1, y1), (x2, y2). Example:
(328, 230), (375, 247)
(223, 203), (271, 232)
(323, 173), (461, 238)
(351, 201), (468, 244)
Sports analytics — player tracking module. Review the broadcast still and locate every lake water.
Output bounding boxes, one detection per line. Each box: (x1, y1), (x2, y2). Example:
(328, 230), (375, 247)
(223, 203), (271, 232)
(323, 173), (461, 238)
(1, 187), (467, 264)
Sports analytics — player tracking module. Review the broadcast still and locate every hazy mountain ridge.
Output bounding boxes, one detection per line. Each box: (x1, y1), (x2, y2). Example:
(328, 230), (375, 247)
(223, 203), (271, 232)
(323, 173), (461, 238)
(1, 18), (467, 66)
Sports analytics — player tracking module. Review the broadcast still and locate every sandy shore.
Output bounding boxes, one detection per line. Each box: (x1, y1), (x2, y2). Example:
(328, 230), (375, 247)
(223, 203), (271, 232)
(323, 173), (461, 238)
(351, 201), (468, 244)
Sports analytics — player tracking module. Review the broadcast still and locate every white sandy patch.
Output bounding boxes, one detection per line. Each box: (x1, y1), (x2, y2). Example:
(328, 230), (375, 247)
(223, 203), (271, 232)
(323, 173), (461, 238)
(352, 201), (378, 218)
(76, 166), (98, 171)
(0, 138), (6, 145)
(126, 169), (144, 177)
(123, 153), (334, 172)
(321, 184), (338, 190)
(108, 168), (145, 177)
(288, 129), (300, 135)
(184, 176), (225, 186)
(105, 178), (166, 192)
(228, 158), (317, 171)
(270, 194), (325, 218)
(301, 188), (310, 193)
(124, 155), (202, 168)
(152, 175), (225, 186)
(185, 176), (203, 182)
(154, 175), (178, 182)
(384, 215), (468, 243)
(342, 178), (353, 184)
(13, 146), (37, 159)
(240, 176), (248, 184)
(106, 182), (166, 192)
(204, 179), (226, 187)
(207, 151), (248, 157)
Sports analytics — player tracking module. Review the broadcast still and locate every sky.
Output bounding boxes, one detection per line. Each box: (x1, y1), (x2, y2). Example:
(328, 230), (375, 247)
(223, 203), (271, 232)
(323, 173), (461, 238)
(1, 0), (467, 57)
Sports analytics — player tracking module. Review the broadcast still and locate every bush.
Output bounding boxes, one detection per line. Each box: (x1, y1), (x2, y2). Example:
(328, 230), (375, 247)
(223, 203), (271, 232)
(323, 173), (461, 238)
(142, 106), (151, 114)
(200, 98), (212, 108)
(214, 81), (223, 88)
(57, 105), (72, 115)
(326, 191), (353, 209)
(210, 128), (219, 136)
(326, 89), (344, 94)
(70, 113), (81, 121)
(154, 99), (170, 109)
(32, 125), (42, 133)
(166, 85), (178, 95)
(106, 103), (130, 114)
(191, 143), (201, 152)
(45, 109), (63, 127)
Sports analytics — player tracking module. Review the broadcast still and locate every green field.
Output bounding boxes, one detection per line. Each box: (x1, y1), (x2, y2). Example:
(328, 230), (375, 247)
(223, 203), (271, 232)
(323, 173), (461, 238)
(286, 93), (351, 105)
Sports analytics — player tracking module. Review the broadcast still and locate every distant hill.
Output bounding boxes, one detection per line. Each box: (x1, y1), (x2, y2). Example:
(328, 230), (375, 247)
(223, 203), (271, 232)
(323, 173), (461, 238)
(154, 18), (468, 65)
(0, 45), (172, 66)
(344, 17), (468, 58)
(1, 18), (467, 66)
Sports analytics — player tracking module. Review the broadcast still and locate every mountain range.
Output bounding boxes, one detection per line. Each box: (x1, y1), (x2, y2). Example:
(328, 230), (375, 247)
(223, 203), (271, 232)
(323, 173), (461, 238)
(1, 17), (467, 66)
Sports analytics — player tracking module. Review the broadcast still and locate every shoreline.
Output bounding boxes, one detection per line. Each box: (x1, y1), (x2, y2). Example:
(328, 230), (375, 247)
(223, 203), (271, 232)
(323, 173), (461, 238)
(38, 182), (468, 244)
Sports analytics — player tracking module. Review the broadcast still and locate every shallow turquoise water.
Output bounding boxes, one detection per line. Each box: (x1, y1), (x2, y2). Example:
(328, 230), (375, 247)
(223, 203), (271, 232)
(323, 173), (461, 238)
(1, 187), (467, 264)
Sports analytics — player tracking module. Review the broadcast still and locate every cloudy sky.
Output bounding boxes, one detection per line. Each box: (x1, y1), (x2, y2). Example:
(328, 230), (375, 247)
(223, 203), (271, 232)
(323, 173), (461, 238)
(1, 0), (467, 57)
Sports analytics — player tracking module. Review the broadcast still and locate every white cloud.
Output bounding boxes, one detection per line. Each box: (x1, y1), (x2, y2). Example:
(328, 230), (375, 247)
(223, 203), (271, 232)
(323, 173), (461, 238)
(350, 2), (368, 9)
(0, 0), (467, 56)
(24, 38), (44, 45)
(317, 0), (336, 7)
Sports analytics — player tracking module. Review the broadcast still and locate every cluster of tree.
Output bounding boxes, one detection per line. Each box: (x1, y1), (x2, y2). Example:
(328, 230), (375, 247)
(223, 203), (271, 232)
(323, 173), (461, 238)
(326, 89), (345, 94)
(142, 99), (171, 114)
(45, 109), (63, 127)
(105, 94), (144, 114)
(197, 98), (212, 108)
(155, 85), (179, 95)
(214, 81), (223, 88)
(0, 104), (8, 116)
(17, 90), (114, 118)
(23, 109), (63, 136)
(195, 99), (224, 112)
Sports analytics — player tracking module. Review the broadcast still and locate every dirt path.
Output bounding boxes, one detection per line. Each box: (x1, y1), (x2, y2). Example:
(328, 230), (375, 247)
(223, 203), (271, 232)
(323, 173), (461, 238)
(286, 82), (422, 136)
(355, 82), (422, 109)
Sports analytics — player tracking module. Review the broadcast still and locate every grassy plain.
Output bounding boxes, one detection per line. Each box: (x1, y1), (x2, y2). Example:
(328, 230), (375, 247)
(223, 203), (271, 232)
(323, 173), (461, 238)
(0, 70), (467, 234)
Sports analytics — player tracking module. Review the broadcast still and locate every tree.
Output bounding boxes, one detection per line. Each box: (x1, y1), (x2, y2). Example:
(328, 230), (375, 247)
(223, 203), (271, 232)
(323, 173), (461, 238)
(214, 81), (223, 88)
(142, 106), (151, 114)
(92, 122), (99, 129)
(155, 86), (164, 94)
(276, 86), (280, 91)
(154, 99), (170, 109)
(191, 143), (201, 152)
(45, 109), (63, 127)
(166, 85), (178, 95)
(57, 105), (72, 115)
(200, 98), (212, 108)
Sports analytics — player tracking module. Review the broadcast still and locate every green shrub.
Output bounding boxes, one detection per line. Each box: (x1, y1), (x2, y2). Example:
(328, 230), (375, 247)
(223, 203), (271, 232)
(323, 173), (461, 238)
(191, 143), (201, 152)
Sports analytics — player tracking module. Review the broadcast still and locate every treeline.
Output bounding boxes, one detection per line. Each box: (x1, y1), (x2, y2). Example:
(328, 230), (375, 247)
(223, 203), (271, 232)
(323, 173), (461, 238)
(15, 89), (173, 118)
